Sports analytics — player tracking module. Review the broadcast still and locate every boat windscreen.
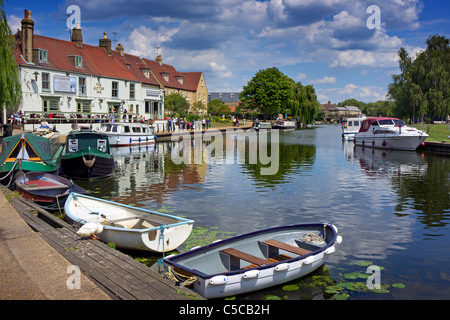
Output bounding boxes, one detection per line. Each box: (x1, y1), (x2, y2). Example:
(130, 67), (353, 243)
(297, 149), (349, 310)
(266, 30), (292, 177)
(393, 119), (405, 126)
(378, 119), (394, 125)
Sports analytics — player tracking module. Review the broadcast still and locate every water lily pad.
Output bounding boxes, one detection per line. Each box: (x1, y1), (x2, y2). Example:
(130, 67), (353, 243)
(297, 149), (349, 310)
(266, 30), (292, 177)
(333, 293), (350, 300)
(392, 283), (406, 288)
(349, 260), (372, 267)
(282, 284), (299, 291)
(265, 295), (282, 300)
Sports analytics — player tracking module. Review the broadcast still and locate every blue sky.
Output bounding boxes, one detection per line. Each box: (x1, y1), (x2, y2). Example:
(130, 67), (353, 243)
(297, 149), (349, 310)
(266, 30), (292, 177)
(5, 0), (449, 104)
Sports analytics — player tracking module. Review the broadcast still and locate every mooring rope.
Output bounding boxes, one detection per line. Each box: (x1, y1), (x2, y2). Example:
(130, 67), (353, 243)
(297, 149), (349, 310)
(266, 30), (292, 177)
(165, 266), (197, 286)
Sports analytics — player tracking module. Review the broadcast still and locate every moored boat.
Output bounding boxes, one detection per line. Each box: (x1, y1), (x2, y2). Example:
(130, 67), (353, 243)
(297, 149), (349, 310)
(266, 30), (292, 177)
(64, 193), (195, 252)
(60, 130), (115, 179)
(252, 120), (272, 130)
(99, 122), (156, 146)
(163, 223), (342, 299)
(272, 120), (296, 130)
(14, 171), (88, 208)
(0, 132), (62, 185)
(342, 116), (365, 141)
(354, 117), (428, 151)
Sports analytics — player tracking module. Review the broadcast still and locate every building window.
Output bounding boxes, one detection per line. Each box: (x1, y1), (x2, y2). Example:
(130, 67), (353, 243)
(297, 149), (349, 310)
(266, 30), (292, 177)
(75, 56), (83, 68)
(176, 76), (183, 85)
(162, 73), (169, 82)
(42, 73), (50, 91)
(37, 49), (48, 63)
(79, 77), (86, 96)
(112, 81), (118, 98)
(42, 97), (60, 113)
(130, 83), (135, 99)
(77, 101), (91, 113)
(141, 69), (149, 78)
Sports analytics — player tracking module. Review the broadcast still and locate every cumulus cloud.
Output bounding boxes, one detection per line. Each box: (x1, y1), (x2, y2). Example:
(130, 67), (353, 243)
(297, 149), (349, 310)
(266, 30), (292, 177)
(309, 76), (337, 84)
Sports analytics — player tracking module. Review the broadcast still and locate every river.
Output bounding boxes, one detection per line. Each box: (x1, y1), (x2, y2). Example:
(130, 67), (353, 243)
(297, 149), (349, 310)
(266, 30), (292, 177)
(74, 124), (450, 300)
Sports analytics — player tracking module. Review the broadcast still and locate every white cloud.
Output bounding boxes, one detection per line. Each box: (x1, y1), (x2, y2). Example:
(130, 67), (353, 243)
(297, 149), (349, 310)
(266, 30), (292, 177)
(309, 76), (337, 84)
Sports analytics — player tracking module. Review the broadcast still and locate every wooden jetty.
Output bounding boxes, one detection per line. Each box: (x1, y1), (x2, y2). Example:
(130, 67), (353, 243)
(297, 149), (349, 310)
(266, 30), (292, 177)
(6, 189), (203, 300)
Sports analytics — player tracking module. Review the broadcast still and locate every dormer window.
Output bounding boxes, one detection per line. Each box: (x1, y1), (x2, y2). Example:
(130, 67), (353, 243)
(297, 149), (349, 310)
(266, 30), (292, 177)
(176, 76), (184, 85)
(35, 49), (48, 63)
(161, 73), (169, 82)
(141, 69), (149, 78)
(68, 55), (83, 68)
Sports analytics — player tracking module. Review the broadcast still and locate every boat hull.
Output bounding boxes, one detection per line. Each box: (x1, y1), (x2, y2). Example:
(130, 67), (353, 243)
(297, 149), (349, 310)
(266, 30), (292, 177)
(64, 193), (194, 252)
(354, 134), (427, 151)
(106, 133), (156, 147)
(60, 153), (115, 180)
(14, 171), (87, 206)
(164, 223), (341, 299)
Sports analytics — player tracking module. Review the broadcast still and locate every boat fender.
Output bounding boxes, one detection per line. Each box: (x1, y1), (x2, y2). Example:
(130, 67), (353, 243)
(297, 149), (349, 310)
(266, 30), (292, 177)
(209, 276), (228, 285)
(275, 263), (289, 272)
(382, 140), (387, 146)
(243, 270), (260, 279)
(304, 256), (316, 265)
(325, 246), (335, 255)
(336, 235), (343, 244)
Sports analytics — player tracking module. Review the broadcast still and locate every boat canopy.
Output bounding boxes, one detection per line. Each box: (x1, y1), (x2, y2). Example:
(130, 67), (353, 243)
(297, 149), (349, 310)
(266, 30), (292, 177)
(0, 132), (55, 164)
(358, 117), (405, 133)
(66, 131), (111, 154)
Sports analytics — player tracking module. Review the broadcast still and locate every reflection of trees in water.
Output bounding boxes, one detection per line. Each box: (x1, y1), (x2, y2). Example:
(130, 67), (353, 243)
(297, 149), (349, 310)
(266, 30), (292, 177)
(393, 155), (450, 228)
(350, 145), (450, 228)
(241, 142), (316, 189)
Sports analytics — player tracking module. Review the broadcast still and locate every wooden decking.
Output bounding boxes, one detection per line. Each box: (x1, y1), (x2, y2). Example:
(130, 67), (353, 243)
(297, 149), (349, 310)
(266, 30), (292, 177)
(7, 192), (203, 300)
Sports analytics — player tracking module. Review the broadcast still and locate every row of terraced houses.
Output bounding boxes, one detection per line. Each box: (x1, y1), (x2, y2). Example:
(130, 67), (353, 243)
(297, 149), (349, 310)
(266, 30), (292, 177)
(13, 10), (208, 133)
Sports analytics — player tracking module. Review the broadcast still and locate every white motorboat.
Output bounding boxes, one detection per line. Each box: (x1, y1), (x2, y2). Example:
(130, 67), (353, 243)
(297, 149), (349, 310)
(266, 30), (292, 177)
(100, 122), (156, 146)
(64, 193), (194, 252)
(354, 117), (428, 151)
(163, 223), (342, 299)
(342, 116), (365, 141)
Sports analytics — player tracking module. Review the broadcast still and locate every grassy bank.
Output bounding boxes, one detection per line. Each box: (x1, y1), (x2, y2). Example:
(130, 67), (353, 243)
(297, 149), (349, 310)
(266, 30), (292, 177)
(412, 124), (450, 143)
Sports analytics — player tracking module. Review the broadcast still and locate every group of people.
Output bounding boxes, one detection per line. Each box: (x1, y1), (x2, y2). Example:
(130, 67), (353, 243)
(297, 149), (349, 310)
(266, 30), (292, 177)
(166, 116), (211, 131)
(8, 110), (23, 124)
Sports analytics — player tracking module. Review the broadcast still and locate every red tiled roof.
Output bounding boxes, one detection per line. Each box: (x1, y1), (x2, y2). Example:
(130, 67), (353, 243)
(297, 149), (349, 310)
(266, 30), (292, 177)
(13, 31), (203, 92)
(141, 58), (203, 92)
(14, 32), (144, 83)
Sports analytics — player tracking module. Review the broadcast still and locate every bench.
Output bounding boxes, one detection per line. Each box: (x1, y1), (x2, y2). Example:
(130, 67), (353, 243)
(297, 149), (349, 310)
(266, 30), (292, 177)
(220, 248), (271, 271)
(262, 239), (312, 256)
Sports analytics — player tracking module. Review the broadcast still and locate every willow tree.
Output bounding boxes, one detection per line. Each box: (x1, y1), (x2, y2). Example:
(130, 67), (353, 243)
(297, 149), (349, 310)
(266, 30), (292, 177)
(388, 34), (449, 122)
(0, 0), (22, 121)
(289, 81), (320, 124)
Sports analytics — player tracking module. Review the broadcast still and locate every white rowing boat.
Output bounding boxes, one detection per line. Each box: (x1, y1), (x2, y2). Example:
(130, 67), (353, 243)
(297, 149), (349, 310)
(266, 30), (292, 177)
(64, 193), (194, 252)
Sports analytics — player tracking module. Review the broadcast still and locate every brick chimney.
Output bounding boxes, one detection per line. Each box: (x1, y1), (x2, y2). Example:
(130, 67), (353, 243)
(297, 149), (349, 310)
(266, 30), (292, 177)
(99, 32), (111, 55)
(21, 10), (34, 63)
(116, 43), (124, 56)
(156, 55), (162, 66)
(71, 23), (83, 47)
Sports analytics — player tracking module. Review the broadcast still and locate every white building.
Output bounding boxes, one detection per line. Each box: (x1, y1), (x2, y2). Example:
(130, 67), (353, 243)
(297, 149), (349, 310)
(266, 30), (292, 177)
(14, 10), (164, 133)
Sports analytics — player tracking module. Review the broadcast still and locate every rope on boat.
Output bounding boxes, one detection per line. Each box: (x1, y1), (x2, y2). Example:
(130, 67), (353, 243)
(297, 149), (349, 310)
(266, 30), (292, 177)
(165, 266), (197, 287)
(300, 224), (327, 245)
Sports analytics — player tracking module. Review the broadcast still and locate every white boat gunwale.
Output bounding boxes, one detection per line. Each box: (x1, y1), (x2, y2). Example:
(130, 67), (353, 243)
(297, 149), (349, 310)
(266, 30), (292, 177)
(164, 223), (337, 279)
(65, 193), (194, 234)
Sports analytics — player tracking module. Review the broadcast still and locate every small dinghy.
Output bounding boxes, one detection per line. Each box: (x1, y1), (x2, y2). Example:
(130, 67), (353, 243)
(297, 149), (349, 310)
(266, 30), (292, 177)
(163, 223), (342, 299)
(14, 171), (88, 208)
(64, 193), (195, 252)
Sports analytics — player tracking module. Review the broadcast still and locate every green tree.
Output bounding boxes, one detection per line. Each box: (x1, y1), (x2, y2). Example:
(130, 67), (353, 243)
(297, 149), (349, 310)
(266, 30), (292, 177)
(208, 99), (230, 116)
(0, 0), (22, 118)
(164, 93), (189, 116)
(239, 67), (292, 120)
(388, 34), (449, 122)
(289, 82), (320, 124)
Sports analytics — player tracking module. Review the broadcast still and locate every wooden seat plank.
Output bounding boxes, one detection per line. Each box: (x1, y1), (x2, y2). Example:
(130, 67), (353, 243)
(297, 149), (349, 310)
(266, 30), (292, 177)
(220, 248), (270, 266)
(262, 239), (312, 256)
